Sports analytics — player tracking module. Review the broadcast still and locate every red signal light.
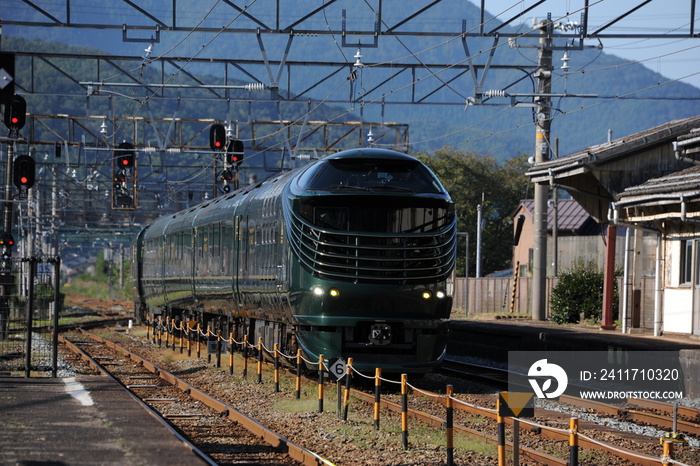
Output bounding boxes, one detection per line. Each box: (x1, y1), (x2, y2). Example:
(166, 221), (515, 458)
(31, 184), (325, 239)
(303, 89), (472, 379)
(4, 95), (26, 130)
(13, 154), (35, 190)
(209, 124), (226, 152)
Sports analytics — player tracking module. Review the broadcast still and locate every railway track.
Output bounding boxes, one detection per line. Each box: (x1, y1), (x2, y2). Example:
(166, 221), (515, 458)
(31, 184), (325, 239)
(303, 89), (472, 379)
(440, 358), (700, 462)
(59, 325), (700, 465)
(59, 333), (331, 466)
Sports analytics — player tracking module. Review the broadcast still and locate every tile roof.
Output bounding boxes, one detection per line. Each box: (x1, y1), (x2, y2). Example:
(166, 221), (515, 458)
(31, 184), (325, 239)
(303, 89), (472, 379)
(616, 164), (700, 206)
(520, 198), (592, 232)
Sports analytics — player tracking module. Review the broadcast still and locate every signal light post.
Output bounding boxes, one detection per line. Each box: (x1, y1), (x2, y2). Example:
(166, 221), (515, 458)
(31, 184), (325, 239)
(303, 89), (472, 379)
(1, 87), (28, 339)
(3, 95), (26, 139)
(13, 154), (35, 196)
(112, 141), (137, 210)
(0, 232), (14, 274)
(210, 124), (244, 193)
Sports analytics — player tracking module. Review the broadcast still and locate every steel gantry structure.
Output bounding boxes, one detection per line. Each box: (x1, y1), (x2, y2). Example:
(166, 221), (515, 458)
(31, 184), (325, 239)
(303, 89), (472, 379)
(4, 1), (697, 109)
(1, 1), (698, 318)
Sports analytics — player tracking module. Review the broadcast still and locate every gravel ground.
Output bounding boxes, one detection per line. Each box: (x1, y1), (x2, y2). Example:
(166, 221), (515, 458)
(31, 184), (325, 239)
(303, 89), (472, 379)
(60, 325), (700, 466)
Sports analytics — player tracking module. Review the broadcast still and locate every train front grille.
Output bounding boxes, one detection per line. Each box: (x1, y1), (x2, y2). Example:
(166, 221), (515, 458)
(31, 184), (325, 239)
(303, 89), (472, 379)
(286, 201), (456, 284)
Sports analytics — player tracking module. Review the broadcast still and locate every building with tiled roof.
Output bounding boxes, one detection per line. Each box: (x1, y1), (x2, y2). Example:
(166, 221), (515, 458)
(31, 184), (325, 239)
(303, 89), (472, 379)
(526, 115), (700, 336)
(512, 198), (604, 278)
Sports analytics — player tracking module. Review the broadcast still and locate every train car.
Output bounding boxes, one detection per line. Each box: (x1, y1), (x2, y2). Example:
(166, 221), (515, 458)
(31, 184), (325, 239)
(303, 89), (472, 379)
(133, 148), (457, 373)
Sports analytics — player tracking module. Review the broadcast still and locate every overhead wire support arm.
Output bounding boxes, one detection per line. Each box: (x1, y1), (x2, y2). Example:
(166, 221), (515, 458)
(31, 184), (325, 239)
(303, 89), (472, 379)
(461, 33), (499, 105)
(80, 81), (268, 91)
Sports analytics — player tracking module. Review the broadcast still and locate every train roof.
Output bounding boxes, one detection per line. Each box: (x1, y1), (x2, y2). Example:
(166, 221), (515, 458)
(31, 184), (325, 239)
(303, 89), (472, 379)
(138, 148), (424, 241)
(324, 148), (417, 162)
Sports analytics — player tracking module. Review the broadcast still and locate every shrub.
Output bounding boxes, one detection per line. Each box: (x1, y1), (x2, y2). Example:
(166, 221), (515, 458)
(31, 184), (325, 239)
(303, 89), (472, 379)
(549, 258), (616, 324)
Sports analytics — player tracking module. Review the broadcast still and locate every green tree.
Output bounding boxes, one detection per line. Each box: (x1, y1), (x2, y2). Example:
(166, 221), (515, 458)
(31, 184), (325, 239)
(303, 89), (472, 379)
(418, 149), (530, 276)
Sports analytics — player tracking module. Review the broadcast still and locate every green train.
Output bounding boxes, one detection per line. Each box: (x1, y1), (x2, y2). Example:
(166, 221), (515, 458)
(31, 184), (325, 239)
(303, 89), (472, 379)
(132, 148), (457, 373)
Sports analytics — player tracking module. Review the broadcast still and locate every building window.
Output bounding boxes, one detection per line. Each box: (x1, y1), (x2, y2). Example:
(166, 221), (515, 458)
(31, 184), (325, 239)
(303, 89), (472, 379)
(680, 240), (693, 285)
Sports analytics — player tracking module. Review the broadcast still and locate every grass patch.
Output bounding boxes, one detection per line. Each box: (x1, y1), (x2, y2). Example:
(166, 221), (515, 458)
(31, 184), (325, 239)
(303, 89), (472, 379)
(275, 398), (320, 413)
(63, 277), (128, 302)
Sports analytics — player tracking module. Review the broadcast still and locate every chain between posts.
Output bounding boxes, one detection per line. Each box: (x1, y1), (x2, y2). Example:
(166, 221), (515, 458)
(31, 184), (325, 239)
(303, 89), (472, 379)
(142, 317), (694, 466)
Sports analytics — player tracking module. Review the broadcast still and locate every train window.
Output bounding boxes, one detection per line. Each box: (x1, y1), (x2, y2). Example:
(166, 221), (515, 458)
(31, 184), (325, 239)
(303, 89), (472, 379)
(217, 224), (221, 258)
(299, 159), (444, 193)
(314, 207), (349, 230)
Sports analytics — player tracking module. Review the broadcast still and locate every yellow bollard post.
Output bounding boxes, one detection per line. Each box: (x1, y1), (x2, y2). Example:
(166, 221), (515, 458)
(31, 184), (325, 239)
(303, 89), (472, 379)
(662, 440), (673, 466)
(196, 323), (202, 359)
(257, 337), (263, 383)
(242, 335), (249, 378)
(295, 349), (302, 399)
(318, 355), (325, 413)
(342, 358), (353, 421)
(274, 343), (280, 392)
(216, 330), (222, 368)
(179, 321), (184, 353)
(228, 333), (234, 375)
(401, 374), (409, 450)
(207, 324), (213, 364)
(156, 315), (162, 346)
(496, 397), (506, 466)
(164, 316), (170, 348)
(373, 368), (382, 430)
(446, 385), (454, 466)
(570, 417), (579, 466)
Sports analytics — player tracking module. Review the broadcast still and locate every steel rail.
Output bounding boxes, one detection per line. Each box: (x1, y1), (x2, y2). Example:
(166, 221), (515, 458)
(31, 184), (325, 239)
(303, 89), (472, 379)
(443, 357), (700, 435)
(76, 330), (333, 466)
(349, 387), (567, 465)
(440, 358), (689, 466)
(58, 335), (218, 466)
(556, 396), (700, 437)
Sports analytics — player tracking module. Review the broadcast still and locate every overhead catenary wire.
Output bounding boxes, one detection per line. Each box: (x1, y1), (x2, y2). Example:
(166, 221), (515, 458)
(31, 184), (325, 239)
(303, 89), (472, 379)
(77, 0), (699, 159)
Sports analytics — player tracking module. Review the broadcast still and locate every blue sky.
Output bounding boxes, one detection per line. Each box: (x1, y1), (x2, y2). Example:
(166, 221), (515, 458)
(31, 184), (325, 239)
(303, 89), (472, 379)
(474, 0), (700, 88)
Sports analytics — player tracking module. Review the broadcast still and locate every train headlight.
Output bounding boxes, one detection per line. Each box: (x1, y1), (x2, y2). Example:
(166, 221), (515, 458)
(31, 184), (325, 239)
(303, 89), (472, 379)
(312, 285), (325, 297)
(436, 290), (446, 299)
(329, 288), (340, 298)
(421, 291), (432, 300)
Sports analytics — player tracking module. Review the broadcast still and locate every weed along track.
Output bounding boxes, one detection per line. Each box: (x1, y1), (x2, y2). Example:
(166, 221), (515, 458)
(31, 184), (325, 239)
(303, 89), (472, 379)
(57, 324), (700, 465)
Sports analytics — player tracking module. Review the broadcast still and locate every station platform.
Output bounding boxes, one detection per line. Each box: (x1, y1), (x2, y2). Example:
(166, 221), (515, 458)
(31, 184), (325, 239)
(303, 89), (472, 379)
(0, 375), (206, 465)
(448, 319), (700, 397)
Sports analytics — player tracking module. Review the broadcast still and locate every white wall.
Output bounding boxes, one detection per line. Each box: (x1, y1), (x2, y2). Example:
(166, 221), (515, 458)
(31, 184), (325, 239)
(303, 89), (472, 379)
(663, 288), (693, 333)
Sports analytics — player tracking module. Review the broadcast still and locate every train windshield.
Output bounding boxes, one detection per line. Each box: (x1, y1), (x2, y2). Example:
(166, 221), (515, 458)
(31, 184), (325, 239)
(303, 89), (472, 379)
(298, 159), (444, 194)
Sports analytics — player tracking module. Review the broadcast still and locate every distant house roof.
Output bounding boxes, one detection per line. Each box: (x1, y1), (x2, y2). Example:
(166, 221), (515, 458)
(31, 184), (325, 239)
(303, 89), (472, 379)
(615, 163), (700, 226)
(520, 199), (599, 234)
(618, 164), (700, 203)
(525, 115), (700, 222)
(527, 115), (700, 185)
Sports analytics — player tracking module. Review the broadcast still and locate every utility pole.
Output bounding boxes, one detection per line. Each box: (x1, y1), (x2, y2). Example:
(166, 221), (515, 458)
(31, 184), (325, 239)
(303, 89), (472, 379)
(531, 18), (553, 321)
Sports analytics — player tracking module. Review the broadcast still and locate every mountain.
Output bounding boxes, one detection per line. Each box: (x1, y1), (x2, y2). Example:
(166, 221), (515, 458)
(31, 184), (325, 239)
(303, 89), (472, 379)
(2, 0), (698, 161)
